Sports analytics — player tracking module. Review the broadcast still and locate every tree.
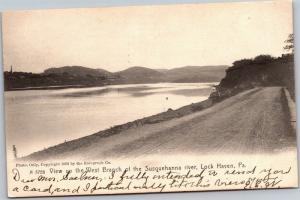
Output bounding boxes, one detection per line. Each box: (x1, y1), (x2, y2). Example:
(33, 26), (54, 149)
(233, 58), (253, 67)
(284, 34), (294, 54)
(253, 55), (274, 64)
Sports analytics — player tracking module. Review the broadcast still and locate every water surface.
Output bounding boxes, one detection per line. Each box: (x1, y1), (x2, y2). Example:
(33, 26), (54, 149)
(5, 83), (215, 157)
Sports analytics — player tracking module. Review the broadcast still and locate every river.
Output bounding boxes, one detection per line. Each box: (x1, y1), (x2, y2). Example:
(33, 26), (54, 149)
(5, 82), (215, 157)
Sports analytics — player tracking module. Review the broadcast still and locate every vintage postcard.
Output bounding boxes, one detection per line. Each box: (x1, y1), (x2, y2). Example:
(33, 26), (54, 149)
(1, 0), (298, 197)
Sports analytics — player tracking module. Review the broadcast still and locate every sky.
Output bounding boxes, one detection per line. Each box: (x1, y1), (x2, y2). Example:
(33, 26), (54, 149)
(2, 0), (293, 73)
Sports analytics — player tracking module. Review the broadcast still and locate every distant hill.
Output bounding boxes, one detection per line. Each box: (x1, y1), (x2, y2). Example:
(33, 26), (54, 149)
(163, 65), (227, 83)
(42, 65), (227, 83)
(115, 66), (164, 83)
(155, 69), (169, 73)
(44, 66), (113, 78)
(4, 65), (228, 91)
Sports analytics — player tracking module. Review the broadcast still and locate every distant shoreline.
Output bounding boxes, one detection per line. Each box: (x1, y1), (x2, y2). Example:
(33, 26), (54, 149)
(5, 84), (88, 91)
(4, 81), (217, 92)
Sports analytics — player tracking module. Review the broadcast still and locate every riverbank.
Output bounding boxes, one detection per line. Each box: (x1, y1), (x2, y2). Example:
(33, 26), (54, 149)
(23, 86), (296, 160)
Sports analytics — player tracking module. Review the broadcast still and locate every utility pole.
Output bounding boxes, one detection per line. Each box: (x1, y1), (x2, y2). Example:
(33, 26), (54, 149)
(12, 145), (17, 159)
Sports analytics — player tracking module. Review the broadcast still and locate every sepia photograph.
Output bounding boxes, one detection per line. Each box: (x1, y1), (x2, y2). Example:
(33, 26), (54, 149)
(1, 0), (298, 197)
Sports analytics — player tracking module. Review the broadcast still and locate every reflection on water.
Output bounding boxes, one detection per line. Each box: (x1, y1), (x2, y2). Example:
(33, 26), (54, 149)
(5, 83), (215, 157)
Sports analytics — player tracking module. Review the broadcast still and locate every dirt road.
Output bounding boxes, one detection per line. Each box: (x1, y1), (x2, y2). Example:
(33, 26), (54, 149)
(26, 87), (296, 160)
